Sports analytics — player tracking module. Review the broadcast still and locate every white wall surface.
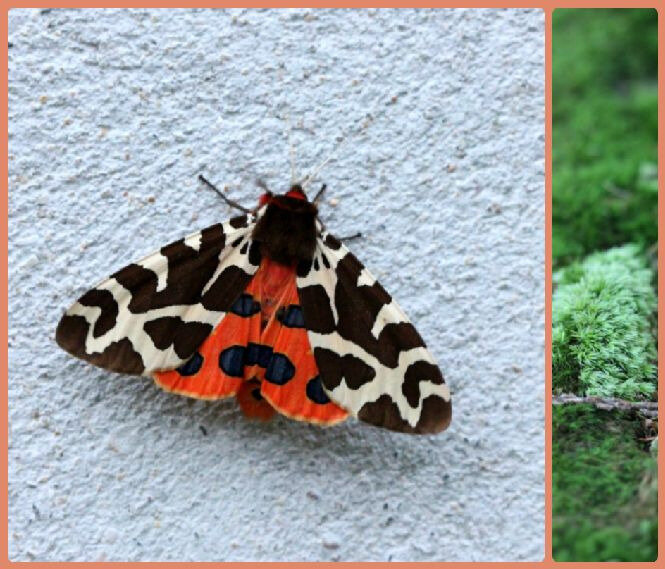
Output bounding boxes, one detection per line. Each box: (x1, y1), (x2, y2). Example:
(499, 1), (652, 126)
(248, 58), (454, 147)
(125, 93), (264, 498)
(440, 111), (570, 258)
(8, 8), (545, 561)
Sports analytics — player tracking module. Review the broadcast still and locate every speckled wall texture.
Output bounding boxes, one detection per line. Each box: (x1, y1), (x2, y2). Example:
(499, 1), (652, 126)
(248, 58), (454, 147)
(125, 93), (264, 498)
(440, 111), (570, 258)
(8, 8), (545, 561)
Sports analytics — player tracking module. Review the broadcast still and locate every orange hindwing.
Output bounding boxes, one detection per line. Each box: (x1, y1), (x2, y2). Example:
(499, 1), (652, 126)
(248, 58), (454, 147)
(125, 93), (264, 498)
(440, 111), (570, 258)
(154, 258), (348, 425)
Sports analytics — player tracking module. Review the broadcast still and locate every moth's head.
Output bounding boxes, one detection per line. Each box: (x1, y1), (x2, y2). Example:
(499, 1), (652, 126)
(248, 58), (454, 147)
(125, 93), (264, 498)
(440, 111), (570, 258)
(258, 184), (309, 207)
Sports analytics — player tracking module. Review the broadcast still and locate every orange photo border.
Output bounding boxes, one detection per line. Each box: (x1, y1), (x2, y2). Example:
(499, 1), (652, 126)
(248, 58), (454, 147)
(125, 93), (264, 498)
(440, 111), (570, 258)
(2, 2), (661, 567)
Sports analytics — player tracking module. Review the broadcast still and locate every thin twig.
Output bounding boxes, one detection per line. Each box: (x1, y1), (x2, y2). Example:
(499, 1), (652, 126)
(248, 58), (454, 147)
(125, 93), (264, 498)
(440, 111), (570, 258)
(553, 393), (658, 418)
(198, 175), (252, 214)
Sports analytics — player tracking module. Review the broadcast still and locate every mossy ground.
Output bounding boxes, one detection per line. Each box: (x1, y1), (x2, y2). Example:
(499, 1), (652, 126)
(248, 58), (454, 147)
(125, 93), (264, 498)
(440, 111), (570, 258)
(553, 405), (657, 561)
(552, 9), (658, 561)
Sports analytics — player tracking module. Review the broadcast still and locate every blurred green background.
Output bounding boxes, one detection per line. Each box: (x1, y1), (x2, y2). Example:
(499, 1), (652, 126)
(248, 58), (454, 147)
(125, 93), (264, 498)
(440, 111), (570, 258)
(553, 8), (657, 266)
(552, 8), (658, 562)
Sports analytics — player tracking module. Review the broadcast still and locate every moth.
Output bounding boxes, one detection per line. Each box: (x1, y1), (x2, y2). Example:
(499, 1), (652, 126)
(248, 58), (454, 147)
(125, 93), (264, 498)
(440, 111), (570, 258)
(56, 175), (452, 434)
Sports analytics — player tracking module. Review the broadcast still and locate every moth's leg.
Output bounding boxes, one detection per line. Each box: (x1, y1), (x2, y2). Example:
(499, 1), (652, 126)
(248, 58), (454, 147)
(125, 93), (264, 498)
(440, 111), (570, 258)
(312, 183), (327, 204)
(198, 174), (252, 214)
(338, 232), (362, 242)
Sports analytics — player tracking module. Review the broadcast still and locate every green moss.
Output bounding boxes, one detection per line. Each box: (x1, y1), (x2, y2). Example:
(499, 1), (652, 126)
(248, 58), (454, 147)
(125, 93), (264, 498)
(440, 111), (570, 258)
(553, 405), (657, 561)
(552, 245), (656, 398)
(553, 9), (657, 266)
(552, 10), (658, 562)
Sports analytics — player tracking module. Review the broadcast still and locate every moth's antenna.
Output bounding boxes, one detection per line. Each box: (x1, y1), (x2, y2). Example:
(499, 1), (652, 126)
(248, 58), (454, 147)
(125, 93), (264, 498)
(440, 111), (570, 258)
(301, 135), (348, 190)
(286, 114), (297, 185)
(302, 113), (376, 189)
(301, 92), (403, 190)
(198, 175), (252, 214)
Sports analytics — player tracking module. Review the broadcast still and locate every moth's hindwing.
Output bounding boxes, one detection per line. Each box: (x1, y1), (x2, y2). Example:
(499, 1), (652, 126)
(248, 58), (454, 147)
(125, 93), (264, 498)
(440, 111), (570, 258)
(154, 257), (348, 425)
(55, 212), (263, 376)
(252, 260), (348, 425)
(296, 233), (452, 434)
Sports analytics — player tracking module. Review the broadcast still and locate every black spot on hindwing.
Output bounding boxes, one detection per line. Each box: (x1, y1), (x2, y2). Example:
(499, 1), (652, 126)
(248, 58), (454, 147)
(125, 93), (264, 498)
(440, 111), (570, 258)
(216, 342), (294, 385)
(306, 376), (330, 404)
(277, 305), (305, 328)
(219, 346), (246, 377)
(177, 352), (204, 376)
(230, 294), (261, 317)
(264, 353), (296, 385)
(245, 343), (273, 368)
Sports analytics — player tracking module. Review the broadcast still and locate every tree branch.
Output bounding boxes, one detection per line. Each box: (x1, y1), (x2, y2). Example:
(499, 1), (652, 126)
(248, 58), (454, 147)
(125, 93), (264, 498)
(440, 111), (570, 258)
(553, 393), (658, 418)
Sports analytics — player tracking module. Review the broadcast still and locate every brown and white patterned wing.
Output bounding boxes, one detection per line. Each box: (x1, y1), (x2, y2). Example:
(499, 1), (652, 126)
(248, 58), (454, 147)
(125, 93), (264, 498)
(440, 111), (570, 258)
(56, 213), (262, 376)
(296, 231), (452, 434)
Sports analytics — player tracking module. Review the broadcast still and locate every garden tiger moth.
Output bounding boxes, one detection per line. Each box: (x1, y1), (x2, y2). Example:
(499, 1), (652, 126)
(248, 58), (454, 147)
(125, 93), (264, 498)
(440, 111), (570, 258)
(55, 177), (452, 434)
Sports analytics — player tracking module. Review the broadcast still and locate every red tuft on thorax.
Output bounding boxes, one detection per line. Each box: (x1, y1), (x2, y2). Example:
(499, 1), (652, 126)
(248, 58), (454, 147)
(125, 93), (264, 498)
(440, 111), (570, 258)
(258, 185), (307, 207)
(285, 185), (307, 200)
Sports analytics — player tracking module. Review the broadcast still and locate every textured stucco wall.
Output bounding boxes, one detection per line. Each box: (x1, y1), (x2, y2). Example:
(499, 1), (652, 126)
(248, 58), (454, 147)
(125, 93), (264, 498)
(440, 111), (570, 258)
(8, 8), (545, 561)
